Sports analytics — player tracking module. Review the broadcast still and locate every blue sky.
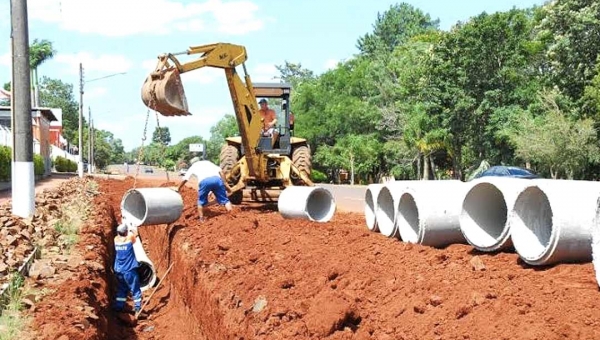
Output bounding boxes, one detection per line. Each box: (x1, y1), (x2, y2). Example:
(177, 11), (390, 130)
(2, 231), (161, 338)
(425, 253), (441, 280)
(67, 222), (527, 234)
(0, 0), (546, 151)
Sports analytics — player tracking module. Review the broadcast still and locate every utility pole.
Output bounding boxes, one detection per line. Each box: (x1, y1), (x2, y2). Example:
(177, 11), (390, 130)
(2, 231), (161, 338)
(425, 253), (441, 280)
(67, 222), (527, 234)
(11, 0), (35, 218)
(87, 106), (91, 174)
(78, 63), (84, 178)
(91, 118), (94, 173)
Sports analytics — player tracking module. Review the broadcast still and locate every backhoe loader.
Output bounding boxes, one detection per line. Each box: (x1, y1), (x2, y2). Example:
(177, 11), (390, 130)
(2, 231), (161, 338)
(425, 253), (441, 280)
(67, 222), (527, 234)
(140, 43), (313, 204)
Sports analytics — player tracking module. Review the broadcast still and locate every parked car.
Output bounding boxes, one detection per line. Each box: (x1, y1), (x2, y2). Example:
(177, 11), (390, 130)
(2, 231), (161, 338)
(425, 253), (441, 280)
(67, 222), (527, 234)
(472, 165), (539, 180)
(179, 168), (188, 176)
(144, 167), (153, 173)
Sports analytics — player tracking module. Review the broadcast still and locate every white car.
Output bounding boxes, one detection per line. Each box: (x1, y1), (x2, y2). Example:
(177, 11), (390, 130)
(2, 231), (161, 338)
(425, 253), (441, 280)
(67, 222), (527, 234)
(179, 168), (188, 176)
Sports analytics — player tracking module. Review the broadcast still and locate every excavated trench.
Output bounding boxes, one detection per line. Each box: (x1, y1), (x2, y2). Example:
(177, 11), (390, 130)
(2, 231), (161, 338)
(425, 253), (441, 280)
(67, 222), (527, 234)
(40, 176), (600, 340)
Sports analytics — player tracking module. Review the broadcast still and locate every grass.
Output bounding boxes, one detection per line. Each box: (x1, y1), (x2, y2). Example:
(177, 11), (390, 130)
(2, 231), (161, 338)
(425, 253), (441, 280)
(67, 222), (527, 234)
(53, 180), (96, 254)
(0, 273), (29, 340)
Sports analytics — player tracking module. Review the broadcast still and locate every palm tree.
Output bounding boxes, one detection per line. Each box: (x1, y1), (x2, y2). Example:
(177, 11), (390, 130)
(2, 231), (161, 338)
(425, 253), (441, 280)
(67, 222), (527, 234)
(29, 39), (56, 107)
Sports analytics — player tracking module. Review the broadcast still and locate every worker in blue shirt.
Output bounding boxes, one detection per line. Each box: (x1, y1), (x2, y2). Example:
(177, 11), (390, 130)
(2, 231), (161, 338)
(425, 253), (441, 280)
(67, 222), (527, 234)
(112, 223), (142, 313)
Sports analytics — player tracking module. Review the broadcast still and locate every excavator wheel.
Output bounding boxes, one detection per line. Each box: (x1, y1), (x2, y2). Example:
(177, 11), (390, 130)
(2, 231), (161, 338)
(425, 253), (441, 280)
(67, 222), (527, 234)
(219, 144), (242, 205)
(291, 145), (312, 185)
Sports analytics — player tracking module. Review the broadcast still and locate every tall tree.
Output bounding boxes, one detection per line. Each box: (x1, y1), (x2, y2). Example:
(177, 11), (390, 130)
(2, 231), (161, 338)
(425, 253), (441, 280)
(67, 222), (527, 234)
(206, 114), (238, 163)
(275, 61), (315, 88)
(38, 76), (81, 144)
(29, 39), (56, 106)
(152, 126), (171, 145)
(356, 2), (440, 55)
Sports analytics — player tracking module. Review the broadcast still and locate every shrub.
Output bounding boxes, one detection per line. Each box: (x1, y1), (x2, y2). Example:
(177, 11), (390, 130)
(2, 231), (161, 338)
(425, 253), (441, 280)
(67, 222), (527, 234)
(33, 154), (44, 176)
(0, 145), (11, 181)
(311, 169), (328, 183)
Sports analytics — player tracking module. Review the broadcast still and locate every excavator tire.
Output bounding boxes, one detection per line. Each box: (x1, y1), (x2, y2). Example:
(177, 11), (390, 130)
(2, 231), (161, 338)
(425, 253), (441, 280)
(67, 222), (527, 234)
(292, 145), (312, 185)
(219, 144), (242, 205)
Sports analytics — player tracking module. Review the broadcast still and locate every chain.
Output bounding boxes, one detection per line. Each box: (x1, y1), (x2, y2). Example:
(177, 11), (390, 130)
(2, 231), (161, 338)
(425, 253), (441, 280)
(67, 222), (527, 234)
(133, 108), (151, 189)
(155, 110), (170, 182)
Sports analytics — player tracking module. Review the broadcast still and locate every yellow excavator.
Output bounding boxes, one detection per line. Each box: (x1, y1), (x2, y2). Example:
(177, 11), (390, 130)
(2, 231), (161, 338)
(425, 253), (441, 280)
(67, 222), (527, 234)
(140, 43), (314, 204)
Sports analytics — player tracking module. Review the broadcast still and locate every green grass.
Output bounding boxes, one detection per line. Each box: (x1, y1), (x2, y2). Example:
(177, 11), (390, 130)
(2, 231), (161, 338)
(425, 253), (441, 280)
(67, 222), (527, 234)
(0, 273), (29, 340)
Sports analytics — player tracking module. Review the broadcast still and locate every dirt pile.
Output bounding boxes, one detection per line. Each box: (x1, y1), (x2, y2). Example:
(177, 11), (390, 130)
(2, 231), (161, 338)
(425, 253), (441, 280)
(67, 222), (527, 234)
(21, 177), (600, 340)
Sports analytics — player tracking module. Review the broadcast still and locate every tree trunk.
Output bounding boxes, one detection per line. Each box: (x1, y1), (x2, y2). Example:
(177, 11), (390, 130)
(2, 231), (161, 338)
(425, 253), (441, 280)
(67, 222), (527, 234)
(423, 154), (430, 180)
(452, 145), (463, 180)
(429, 154), (437, 180)
(350, 154), (355, 185)
(416, 152), (422, 180)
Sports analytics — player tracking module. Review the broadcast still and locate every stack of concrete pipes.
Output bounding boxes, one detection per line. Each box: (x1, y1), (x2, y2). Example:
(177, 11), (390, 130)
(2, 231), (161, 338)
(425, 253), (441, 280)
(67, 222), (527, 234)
(364, 178), (600, 284)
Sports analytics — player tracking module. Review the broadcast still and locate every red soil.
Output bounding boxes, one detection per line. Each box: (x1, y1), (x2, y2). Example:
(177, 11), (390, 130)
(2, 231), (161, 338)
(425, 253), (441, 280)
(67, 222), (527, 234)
(26, 176), (600, 340)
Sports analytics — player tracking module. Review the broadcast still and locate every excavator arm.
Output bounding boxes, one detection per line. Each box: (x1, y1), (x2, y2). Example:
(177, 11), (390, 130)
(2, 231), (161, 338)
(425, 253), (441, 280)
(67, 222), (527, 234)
(141, 43), (264, 187)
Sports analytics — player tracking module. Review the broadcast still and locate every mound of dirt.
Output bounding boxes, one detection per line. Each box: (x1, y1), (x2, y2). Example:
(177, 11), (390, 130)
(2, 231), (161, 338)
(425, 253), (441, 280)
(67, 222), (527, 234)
(24, 177), (600, 340)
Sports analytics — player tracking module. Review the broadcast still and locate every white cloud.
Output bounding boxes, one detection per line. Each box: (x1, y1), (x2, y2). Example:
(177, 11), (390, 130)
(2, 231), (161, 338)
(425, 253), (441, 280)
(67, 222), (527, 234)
(250, 63), (279, 82)
(324, 59), (339, 70)
(0, 52), (9, 67)
(85, 87), (108, 99)
(28, 0), (264, 37)
(55, 52), (133, 75)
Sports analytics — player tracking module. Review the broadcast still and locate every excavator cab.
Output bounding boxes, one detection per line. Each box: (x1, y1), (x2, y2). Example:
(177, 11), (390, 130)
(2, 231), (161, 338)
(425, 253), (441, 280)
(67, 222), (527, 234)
(253, 83), (294, 155)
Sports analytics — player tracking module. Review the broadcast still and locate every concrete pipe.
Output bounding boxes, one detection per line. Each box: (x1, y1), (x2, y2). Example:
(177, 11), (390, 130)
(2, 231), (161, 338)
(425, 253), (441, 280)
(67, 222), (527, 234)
(374, 181), (414, 238)
(460, 177), (535, 252)
(396, 180), (466, 247)
(364, 184), (384, 232)
(121, 188), (184, 227)
(509, 179), (600, 266)
(278, 186), (336, 223)
(132, 235), (157, 292)
(591, 197), (600, 287)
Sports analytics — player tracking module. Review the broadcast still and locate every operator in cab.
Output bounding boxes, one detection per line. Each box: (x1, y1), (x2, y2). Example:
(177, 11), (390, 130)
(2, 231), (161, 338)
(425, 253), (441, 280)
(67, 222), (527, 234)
(259, 98), (277, 137)
(176, 157), (233, 222)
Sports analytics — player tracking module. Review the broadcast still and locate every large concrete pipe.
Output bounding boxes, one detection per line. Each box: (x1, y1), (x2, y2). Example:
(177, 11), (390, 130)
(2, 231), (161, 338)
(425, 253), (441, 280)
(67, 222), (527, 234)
(132, 235), (157, 291)
(396, 180), (466, 247)
(509, 179), (600, 266)
(121, 188), (184, 227)
(364, 184), (384, 232)
(591, 199), (600, 287)
(460, 177), (535, 252)
(278, 186), (336, 223)
(374, 181), (413, 238)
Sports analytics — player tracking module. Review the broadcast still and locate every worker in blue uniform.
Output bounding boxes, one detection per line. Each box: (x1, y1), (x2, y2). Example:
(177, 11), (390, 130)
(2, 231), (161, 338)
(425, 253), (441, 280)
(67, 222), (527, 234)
(112, 223), (142, 313)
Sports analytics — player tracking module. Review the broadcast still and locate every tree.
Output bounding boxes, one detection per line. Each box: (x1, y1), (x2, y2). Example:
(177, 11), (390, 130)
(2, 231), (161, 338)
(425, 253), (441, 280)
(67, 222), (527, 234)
(356, 2), (440, 55)
(38, 76), (81, 144)
(275, 61), (315, 88)
(152, 126), (171, 145)
(29, 39), (56, 106)
(206, 114), (238, 163)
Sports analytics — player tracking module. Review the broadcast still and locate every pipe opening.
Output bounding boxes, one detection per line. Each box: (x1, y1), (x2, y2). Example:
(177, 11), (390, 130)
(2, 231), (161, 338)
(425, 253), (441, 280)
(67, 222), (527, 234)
(137, 260), (157, 290)
(364, 189), (377, 230)
(461, 184), (508, 249)
(122, 190), (147, 226)
(511, 186), (553, 260)
(398, 193), (419, 243)
(376, 187), (396, 237)
(306, 188), (335, 222)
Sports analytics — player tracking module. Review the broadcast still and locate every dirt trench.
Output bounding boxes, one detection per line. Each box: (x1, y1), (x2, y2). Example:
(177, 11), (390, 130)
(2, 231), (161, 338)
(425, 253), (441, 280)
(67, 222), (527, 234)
(27, 176), (600, 340)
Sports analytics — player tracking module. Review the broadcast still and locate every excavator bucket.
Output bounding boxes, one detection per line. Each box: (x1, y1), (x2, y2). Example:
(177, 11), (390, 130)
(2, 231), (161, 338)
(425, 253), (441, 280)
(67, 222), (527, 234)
(141, 67), (191, 116)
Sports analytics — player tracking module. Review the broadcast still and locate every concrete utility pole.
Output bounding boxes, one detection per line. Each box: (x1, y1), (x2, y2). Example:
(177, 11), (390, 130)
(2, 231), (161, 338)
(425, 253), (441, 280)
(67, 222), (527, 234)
(91, 118), (94, 173)
(87, 106), (91, 174)
(78, 63), (84, 178)
(11, 0), (35, 218)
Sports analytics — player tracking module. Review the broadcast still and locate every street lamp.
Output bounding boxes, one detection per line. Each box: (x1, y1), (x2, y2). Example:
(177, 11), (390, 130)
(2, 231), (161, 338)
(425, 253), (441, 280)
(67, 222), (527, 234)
(77, 68), (126, 177)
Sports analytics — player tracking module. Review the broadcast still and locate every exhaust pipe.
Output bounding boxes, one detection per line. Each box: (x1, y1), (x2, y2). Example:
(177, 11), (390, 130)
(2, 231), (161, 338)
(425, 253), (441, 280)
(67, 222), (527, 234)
(121, 188), (184, 227)
(278, 186), (336, 223)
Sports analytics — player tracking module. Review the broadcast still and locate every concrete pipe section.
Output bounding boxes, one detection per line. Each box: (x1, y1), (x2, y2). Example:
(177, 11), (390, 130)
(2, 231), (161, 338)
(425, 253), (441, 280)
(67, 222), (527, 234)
(396, 180), (466, 247)
(509, 179), (600, 266)
(278, 186), (336, 223)
(375, 181), (413, 238)
(592, 198), (600, 287)
(132, 235), (157, 291)
(460, 177), (534, 252)
(364, 184), (385, 232)
(121, 188), (184, 227)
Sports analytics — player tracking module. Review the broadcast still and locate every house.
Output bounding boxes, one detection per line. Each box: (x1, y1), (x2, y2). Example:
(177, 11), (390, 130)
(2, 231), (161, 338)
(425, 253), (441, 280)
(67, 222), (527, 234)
(0, 106), (58, 176)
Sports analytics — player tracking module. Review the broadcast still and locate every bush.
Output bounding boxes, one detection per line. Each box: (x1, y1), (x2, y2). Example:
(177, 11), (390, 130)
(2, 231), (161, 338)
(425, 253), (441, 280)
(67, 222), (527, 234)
(54, 156), (77, 173)
(311, 169), (328, 183)
(33, 154), (44, 176)
(0, 145), (11, 181)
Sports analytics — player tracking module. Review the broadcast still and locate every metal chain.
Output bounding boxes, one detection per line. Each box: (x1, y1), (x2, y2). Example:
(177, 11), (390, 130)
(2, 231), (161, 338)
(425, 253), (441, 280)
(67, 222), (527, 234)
(154, 110), (170, 182)
(133, 108), (151, 189)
